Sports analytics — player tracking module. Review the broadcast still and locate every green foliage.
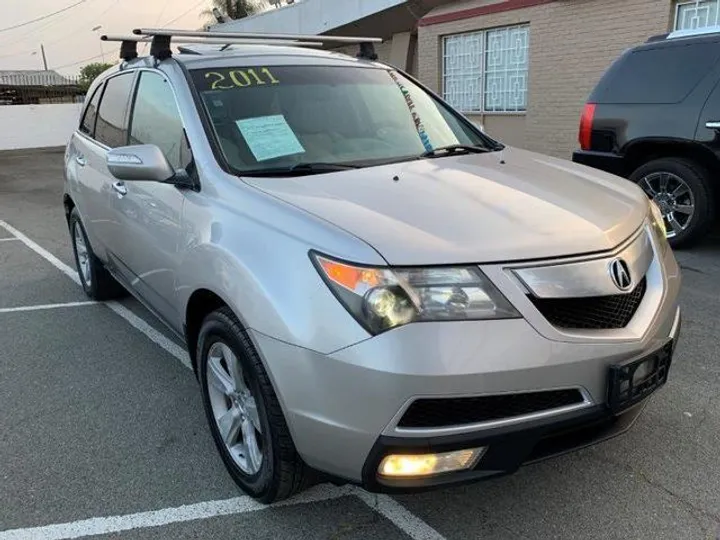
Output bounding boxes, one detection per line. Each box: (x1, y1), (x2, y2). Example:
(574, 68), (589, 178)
(79, 62), (114, 91)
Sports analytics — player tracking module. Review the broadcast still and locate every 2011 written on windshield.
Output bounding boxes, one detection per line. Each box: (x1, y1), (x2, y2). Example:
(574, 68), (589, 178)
(205, 68), (280, 91)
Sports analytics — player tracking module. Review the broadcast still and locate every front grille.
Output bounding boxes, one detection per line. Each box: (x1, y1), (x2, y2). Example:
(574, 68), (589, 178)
(398, 389), (585, 429)
(528, 277), (647, 330)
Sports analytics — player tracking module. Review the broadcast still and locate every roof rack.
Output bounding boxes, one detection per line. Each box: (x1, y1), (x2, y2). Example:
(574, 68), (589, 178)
(129, 28), (382, 61)
(101, 34), (324, 61)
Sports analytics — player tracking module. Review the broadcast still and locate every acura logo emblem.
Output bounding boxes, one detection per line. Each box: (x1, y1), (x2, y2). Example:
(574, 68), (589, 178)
(609, 258), (632, 292)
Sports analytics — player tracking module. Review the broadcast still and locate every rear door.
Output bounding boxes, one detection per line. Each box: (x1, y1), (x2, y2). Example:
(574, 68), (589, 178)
(108, 70), (192, 327)
(69, 83), (106, 255)
(79, 71), (136, 258)
(695, 75), (720, 163)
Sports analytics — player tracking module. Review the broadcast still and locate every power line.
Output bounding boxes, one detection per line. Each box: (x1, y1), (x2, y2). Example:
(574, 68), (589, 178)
(0, 1), (87, 34)
(161, 0), (208, 28)
(0, 0), (118, 62)
(53, 52), (105, 71)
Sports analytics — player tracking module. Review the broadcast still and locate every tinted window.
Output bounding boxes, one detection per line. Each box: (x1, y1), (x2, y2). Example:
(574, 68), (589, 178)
(80, 84), (102, 136)
(129, 72), (190, 169)
(95, 73), (134, 147)
(189, 66), (492, 174)
(593, 42), (720, 104)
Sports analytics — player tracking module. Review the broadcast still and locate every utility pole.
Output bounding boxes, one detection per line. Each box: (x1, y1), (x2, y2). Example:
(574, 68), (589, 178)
(40, 44), (48, 70)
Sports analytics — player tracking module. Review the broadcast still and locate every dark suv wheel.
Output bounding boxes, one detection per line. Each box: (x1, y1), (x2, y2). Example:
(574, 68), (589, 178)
(630, 158), (715, 248)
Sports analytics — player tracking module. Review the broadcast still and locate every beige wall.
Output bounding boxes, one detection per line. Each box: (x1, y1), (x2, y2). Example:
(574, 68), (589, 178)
(419, 0), (676, 158)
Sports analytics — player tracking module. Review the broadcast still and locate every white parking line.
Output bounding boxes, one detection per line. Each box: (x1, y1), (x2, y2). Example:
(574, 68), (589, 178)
(0, 220), (449, 540)
(0, 301), (97, 314)
(105, 301), (191, 369)
(0, 485), (352, 540)
(0, 220), (80, 287)
(351, 488), (447, 540)
(0, 219), (191, 369)
(0, 237), (20, 243)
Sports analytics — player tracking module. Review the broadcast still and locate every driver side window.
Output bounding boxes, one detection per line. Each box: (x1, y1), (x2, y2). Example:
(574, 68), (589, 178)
(129, 71), (191, 170)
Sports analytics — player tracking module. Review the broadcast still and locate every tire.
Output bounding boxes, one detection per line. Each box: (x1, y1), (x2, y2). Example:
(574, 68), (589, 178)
(197, 307), (312, 503)
(69, 207), (126, 300)
(629, 158), (716, 248)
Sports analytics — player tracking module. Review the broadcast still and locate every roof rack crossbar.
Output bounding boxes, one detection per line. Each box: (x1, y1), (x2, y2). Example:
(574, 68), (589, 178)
(133, 28), (383, 45)
(101, 35), (324, 47)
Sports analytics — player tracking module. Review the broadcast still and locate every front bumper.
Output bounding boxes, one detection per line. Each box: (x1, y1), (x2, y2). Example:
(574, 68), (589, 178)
(250, 235), (681, 489)
(363, 399), (645, 493)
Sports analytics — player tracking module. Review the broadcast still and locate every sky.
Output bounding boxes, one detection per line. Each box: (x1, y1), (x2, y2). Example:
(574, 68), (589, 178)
(0, 0), (218, 75)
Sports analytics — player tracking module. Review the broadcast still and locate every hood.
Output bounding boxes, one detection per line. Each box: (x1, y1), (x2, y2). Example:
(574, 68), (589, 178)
(242, 147), (649, 266)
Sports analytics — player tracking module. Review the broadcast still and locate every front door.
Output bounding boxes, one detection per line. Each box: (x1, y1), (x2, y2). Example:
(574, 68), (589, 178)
(109, 70), (193, 329)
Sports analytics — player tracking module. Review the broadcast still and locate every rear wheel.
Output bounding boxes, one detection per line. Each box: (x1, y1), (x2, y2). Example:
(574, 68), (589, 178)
(630, 158), (715, 248)
(69, 207), (126, 300)
(197, 307), (312, 503)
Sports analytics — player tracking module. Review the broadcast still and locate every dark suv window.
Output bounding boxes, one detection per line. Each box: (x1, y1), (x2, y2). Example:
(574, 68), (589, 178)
(129, 71), (191, 169)
(95, 73), (134, 148)
(592, 42), (720, 104)
(80, 84), (102, 137)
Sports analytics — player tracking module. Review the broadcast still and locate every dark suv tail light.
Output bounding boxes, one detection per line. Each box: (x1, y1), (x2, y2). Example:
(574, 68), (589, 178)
(579, 103), (596, 150)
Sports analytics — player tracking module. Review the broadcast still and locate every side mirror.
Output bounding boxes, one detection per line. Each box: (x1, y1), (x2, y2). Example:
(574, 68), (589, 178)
(106, 145), (175, 183)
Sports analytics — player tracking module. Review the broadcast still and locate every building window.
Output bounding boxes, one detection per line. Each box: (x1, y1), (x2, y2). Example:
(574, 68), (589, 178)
(676, 0), (720, 30)
(442, 24), (529, 114)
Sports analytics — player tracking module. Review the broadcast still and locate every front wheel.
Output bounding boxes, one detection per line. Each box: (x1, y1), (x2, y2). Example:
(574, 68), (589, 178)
(630, 158), (715, 248)
(197, 307), (312, 503)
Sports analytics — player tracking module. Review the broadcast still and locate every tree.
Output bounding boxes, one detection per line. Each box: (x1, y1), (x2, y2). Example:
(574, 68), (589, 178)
(79, 62), (114, 91)
(202, 0), (267, 22)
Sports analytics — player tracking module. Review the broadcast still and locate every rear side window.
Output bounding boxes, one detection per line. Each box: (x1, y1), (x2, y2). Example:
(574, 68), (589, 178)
(80, 84), (102, 137)
(129, 71), (191, 170)
(592, 42), (720, 104)
(95, 73), (134, 148)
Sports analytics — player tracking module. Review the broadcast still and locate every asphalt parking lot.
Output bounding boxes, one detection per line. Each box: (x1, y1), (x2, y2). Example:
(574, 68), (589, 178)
(0, 149), (719, 540)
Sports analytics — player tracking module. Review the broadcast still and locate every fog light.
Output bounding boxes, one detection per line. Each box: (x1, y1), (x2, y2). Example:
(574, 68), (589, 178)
(378, 447), (485, 478)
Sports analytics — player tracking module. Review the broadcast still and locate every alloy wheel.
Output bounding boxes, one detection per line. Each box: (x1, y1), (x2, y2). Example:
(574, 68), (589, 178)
(206, 341), (264, 475)
(638, 172), (695, 239)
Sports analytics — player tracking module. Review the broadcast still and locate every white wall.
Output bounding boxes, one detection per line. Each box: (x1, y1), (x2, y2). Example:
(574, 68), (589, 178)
(0, 103), (82, 151)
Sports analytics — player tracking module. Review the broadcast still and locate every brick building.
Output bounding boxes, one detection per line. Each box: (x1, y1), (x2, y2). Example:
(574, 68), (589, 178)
(213, 0), (719, 158)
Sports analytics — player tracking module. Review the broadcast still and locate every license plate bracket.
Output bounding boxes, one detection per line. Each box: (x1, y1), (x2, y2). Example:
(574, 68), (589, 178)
(607, 341), (673, 414)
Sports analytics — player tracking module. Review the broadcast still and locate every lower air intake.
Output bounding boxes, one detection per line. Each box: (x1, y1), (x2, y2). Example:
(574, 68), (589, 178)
(398, 389), (585, 429)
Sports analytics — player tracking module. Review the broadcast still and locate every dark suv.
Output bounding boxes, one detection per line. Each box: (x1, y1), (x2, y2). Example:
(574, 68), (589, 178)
(572, 28), (720, 247)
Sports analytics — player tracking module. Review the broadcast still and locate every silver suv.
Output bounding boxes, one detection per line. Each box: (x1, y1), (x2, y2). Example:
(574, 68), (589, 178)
(63, 30), (682, 503)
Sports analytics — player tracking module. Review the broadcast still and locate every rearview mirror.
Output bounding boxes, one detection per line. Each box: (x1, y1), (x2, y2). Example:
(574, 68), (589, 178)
(106, 145), (176, 183)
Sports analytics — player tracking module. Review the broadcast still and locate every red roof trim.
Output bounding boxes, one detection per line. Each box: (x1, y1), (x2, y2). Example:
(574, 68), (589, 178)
(419, 0), (556, 27)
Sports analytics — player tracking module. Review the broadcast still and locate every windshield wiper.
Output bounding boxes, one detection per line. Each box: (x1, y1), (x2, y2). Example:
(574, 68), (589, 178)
(241, 162), (362, 177)
(420, 144), (492, 158)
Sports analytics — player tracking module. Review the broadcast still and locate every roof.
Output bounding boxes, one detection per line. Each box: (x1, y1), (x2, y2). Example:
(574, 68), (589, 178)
(0, 70), (77, 87)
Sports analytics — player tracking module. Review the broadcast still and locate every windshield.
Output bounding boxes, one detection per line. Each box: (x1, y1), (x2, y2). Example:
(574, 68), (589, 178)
(189, 65), (497, 175)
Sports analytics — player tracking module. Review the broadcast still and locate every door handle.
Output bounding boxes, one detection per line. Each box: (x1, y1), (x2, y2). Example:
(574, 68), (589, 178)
(75, 154), (86, 167)
(706, 121), (720, 130)
(112, 181), (128, 197)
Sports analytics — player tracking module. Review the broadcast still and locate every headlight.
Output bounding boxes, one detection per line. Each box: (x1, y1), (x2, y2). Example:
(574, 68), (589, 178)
(649, 200), (669, 255)
(312, 253), (521, 334)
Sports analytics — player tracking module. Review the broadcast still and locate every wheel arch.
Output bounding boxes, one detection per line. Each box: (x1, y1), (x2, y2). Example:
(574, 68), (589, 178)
(624, 139), (720, 187)
(63, 193), (76, 226)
